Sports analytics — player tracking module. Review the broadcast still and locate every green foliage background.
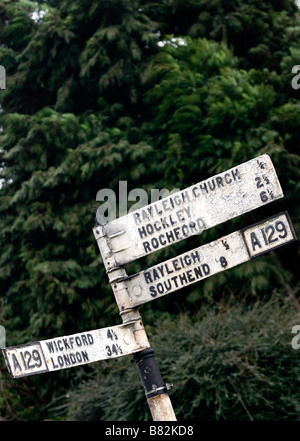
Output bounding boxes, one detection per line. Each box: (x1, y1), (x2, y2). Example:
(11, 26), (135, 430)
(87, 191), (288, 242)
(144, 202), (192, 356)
(0, 0), (299, 421)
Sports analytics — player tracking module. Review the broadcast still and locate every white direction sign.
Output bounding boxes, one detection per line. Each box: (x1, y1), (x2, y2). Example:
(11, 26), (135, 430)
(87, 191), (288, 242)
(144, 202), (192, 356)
(94, 154), (283, 267)
(113, 212), (296, 309)
(2, 321), (149, 378)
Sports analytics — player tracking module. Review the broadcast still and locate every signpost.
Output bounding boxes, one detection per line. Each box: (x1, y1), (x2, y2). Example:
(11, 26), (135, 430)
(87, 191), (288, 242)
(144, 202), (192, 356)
(108, 212), (296, 310)
(93, 154), (283, 267)
(2, 320), (149, 379)
(1, 154), (297, 422)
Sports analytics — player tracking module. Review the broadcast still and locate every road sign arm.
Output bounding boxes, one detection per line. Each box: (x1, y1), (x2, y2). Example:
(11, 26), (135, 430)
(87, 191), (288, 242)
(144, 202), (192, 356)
(2, 320), (150, 379)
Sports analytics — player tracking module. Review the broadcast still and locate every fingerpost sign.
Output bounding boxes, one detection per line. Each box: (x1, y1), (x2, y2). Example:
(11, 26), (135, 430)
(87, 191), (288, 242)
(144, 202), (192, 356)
(1, 154), (297, 422)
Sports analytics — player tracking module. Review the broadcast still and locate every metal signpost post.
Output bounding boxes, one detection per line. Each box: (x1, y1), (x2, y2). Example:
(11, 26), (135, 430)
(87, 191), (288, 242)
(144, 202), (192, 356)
(1, 154), (297, 422)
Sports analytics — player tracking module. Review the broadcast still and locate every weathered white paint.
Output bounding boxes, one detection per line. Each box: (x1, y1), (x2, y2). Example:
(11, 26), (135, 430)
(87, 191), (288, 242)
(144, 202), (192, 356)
(2, 320), (149, 378)
(94, 154), (283, 268)
(110, 212), (296, 309)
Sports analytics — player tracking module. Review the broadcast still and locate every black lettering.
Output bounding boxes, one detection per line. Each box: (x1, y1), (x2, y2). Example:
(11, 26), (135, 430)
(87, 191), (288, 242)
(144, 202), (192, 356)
(194, 266), (203, 279)
(75, 337), (82, 347)
(250, 232), (262, 250)
(82, 335), (88, 346)
(196, 218), (205, 233)
(152, 268), (160, 281)
(189, 221), (197, 233)
(154, 221), (161, 232)
(165, 230), (175, 243)
(57, 356), (64, 367)
(186, 270), (195, 283)
(173, 259), (180, 271)
(184, 255), (192, 266)
(63, 354), (71, 366)
(200, 183), (208, 194)
(231, 168), (240, 181)
(51, 357), (59, 369)
(192, 187), (200, 198)
(182, 224), (189, 236)
(32, 350), (42, 368)
(151, 237), (159, 249)
(25, 351), (34, 369)
(173, 227), (180, 240)
(179, 256), (185, 268)
(191, 251), (200, 263)
(149, 286), (157, 297)
(179, 273), (187, 285)
(146, 223), (154, 235)
(202, 264), (210, 275)
(275, 221), (287, 239)
(162, 199), (170, 211)
(46, 342), (55, 354)
(157, 283), (164, 294)
(138, 226), (147, 239)
(208, 179), (216, 191)
(63, 338), (70, 350)
(266, 225), (278, 244)
(164, 280), (172, 291)
(57, 340), (64, 351)
(171, 275), (179, 287)
(144, 271), (153, 283)
(224, 173), (232, 184)
(70, 353), (77, 364)
(82, 351), (89, 362)
(216, 176), (224, 188)
(160, 216), (169, 228)
(184, 206), (191, 218)
(260, 228), (268, 245)
(12, 353), (22, 372)
(158, 234), (166, 245)
(182, 190), (191, 202)
(157, 265), (164, 277)
(87, 334), (94, 345)
(76, 352), (82, 363)
(133, 213), (141, 225)
(165, 264), (174, 275)
(143, 241), (151, 253)
(174, 194), (181, 205)
(260, 191), (268, 203)
(142, 209), (149, 221)
(176, 210), (184, 222)
(219, 257), (227, 268)
(169, 215), (177, 226)
(255, 177), (263, 188)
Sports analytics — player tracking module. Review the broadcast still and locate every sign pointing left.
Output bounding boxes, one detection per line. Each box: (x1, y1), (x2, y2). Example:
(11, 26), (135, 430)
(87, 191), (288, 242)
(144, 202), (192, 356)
(2, 320), (149, 378)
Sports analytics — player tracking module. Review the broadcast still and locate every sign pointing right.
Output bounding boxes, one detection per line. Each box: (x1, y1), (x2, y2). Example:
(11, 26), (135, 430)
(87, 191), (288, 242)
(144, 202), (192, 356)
(112, 212), (296, 309)
(94, 154), (284, 268)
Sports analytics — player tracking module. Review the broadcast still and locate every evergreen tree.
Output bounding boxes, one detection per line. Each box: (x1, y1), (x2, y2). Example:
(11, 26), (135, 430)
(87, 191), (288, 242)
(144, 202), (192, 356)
(0, 0), (299, 420)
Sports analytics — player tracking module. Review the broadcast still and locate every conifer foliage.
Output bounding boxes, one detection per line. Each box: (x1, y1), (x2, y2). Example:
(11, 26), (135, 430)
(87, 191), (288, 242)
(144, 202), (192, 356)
(0, 0), (299, 421)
